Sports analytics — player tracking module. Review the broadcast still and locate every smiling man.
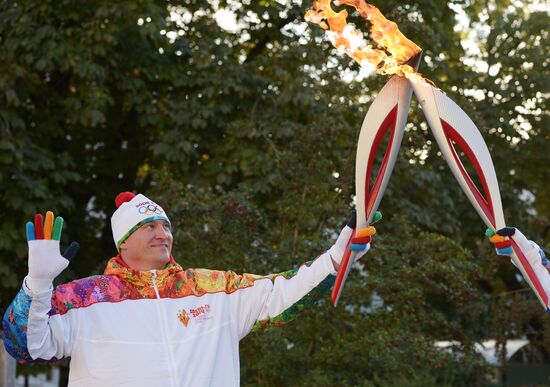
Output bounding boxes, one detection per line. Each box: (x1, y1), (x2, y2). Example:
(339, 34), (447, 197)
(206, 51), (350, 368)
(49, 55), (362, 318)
(2, 192), (373, 387)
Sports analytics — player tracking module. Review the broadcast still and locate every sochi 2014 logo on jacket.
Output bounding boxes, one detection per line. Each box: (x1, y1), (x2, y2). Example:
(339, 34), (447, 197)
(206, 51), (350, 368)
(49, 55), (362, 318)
(177, 304), (211, 327)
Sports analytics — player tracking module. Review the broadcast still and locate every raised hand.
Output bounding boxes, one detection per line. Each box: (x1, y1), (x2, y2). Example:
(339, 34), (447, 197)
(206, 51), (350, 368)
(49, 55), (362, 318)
(25, 211), (79, 292)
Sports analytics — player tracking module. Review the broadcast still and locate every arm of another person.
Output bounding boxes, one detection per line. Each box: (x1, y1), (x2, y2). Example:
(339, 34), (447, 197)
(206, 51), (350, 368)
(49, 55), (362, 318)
(488, 227), (550, 307)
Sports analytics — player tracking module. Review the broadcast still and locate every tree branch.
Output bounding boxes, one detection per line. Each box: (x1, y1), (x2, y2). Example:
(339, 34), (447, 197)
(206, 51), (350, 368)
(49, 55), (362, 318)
(244, 10), (301, 64)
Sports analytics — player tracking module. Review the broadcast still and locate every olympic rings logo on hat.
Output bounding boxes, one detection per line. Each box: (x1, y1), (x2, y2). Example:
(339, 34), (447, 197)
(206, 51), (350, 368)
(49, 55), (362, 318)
(138, 204), (163, 216)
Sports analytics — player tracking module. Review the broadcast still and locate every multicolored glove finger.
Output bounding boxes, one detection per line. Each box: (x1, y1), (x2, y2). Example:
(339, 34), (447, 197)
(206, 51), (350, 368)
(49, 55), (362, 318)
(496, 227), (516, 237)
(34, 214), (44, 240)
(62, 241), (80, 261)
(52, 216), (64, 241)
(486, 227), (513, 255)
(346, 210), (357, 228)
(350, 226), (376, 251)
(44, 211), (54, 240)
(26, 222), (35, 241)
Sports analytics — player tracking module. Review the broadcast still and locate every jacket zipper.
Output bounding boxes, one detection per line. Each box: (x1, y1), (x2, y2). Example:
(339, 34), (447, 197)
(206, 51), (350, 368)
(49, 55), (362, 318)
(152, 270), (179, 387)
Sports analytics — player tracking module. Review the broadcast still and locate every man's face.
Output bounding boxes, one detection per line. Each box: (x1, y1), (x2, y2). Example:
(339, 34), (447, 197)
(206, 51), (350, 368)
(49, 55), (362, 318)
(119, 220), (173, 271)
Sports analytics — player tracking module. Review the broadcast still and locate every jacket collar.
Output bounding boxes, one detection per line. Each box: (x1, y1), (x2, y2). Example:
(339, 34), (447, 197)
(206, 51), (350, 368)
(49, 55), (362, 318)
(104, 255), (184, 287)
(112, 254), (177, 268)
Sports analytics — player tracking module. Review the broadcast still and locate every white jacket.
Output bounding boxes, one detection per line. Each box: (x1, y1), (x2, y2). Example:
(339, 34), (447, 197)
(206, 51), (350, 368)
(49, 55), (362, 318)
(3, 254), (336, 386)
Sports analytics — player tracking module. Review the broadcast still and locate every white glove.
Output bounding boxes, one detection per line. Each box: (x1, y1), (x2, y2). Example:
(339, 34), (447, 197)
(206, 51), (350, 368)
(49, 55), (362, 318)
(489, 227), (546, 268)
(328, 225), (369, 264)
(328, 211), (379, 268)
(25, 211), (79, 293)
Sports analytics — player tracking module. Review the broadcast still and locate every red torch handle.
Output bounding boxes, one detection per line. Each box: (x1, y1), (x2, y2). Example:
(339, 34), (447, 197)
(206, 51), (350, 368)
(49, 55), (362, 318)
(331, 230), (355, 306)
(510, 239), (549, 308)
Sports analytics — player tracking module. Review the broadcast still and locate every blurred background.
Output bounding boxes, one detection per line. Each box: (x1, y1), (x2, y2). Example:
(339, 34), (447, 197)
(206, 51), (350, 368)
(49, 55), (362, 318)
(0, 0), (548, 385)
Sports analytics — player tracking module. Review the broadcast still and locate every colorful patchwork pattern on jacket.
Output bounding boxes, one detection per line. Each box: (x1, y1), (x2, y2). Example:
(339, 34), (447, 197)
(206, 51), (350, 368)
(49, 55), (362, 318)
(2, 288), (61, 364)
(2, 257), (332, 363)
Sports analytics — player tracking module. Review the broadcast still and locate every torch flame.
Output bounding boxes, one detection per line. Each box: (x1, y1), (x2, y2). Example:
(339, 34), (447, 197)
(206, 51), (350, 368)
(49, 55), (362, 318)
(305, 0), (424, 81)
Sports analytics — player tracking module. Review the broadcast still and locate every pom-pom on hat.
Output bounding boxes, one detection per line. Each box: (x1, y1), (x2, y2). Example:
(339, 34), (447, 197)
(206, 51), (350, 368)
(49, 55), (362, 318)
(111, 192), (171, 251)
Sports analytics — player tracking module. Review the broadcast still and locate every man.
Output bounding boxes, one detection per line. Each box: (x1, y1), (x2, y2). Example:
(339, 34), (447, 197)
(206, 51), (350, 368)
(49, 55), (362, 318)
(488, 227), (550, 308)
(3, 192), (374, 386)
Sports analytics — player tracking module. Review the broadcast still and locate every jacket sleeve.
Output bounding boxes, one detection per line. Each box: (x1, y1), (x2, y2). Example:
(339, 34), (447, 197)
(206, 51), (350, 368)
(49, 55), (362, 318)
(230, 251), (336, 339)
(2, 278), (75, 363)
(512, 246), (550, 309)
(250, 271), (334, 332)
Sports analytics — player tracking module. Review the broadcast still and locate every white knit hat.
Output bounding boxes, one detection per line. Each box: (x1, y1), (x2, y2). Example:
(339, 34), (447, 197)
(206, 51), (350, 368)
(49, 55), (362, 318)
(111, 192), (171, 250)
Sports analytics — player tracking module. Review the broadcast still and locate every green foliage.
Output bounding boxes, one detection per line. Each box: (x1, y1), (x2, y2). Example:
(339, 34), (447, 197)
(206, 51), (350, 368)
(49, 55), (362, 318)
(0, 0), (548, 384)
